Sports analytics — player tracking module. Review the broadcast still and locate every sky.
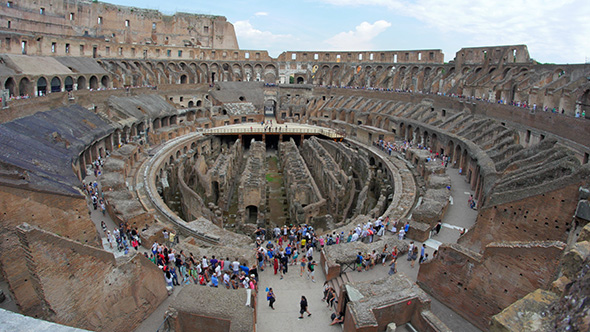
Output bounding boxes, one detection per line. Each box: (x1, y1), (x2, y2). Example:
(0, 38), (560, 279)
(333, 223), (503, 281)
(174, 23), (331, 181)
(106, 0), (589, 64)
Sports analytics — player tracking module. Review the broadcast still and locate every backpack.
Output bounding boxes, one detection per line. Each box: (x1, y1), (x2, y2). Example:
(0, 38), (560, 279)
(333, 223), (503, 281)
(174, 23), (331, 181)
(286, 246), (292, 255)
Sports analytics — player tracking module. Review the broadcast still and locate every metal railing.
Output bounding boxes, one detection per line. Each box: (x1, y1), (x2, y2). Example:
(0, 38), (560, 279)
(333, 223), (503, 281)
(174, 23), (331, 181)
(203, 126), (344, 139)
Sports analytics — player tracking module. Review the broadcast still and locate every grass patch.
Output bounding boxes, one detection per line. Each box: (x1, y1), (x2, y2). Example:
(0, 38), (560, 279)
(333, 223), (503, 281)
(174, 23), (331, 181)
(266, 173), (281, 182)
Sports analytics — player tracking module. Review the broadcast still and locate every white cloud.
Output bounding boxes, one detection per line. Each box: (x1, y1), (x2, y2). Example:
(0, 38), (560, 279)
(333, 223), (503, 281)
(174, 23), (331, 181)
(234, 20), (290, 41)
(318, 0), (590, 63)
(234, 20), (293, 52)
(254, 11), (268, 16)
(325, 20), (392, 50)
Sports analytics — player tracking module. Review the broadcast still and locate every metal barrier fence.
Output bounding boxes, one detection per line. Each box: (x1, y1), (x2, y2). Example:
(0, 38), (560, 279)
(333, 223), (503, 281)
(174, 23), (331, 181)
(203, 126), (343, 139)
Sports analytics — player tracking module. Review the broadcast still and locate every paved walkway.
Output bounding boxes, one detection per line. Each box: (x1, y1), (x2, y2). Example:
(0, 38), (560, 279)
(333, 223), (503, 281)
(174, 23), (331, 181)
(256, 263), (341, 332)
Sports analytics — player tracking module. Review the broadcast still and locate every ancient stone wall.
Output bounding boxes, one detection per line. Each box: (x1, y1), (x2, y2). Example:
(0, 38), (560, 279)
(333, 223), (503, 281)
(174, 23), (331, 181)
(0, 0), (238, 50)
(178, 157), (215, 223)
(0, 185), (99, 317)
(16, 224), (167, 332)
(460, 182), (584, 253)
(417, 242), (565, 330)
(278, 139), (326, 225)
(300, 137), (352, 222)
(204, 139), (243, 210)
(238, 140), (266, 225)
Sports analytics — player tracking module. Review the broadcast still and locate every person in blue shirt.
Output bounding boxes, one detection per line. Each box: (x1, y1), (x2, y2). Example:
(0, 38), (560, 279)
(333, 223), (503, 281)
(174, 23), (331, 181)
(419, 244), (426, 264)
(240, 264), (250, 275)
(210, 274), (218, 287)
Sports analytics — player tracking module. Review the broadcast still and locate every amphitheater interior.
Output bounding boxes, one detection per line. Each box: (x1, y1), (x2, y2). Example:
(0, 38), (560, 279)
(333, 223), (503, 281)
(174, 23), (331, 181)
(0, 1), (589, 332)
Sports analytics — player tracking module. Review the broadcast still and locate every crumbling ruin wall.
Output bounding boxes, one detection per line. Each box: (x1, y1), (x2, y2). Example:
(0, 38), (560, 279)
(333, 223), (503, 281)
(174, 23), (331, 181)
(204, 139), (243, 209)
(417, 242), (565, 330)
(0, 185), (99, 318)
(278, 139), (326, 225)
(460, 182), (583, 253)
(300, 137), (353, 222)
(15, 223), (167, 332)
(177, 161), (215, 222)
(319, 139), (374, 221)
(238, 140), (266, 225)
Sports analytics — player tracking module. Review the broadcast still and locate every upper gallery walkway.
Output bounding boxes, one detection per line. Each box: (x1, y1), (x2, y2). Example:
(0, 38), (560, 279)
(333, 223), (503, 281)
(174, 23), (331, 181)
(203, 122), (345, 140)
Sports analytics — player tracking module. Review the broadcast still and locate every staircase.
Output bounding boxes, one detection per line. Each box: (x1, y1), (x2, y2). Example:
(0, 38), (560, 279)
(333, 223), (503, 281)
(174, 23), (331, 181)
(328, 271), (352, 299)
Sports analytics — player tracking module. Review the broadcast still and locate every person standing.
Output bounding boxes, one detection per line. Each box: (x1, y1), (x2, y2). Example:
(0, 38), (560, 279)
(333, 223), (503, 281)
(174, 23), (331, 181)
(419, 244), (426, 264)
(410, 246), (419, 268)
(267, 288), (276, 310)
(307, 260), (317, 282)
(388, 257), (397, 275)
(300, 255), (307, 277)
(298, 295), (311, 319)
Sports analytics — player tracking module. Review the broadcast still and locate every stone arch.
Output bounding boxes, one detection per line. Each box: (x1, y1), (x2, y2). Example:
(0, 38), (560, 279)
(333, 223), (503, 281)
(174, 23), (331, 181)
(4, 77), (15, 97)
(245, 205), (258, 223)
(37, 77), (48, 95)
(101, 75), (109, 88)
(383, 117), (390, 131)
(64, 76), (74, 91)
(50, 76), (61, 93)
(399, 122), (406, 139)
(188, 100), (194, 107)
(264, 64), (277, 83)
(448, 140), (455, 162)
(77, 76), (87, 90)
(374, 116), (382, 128)
(180, 74), (188, 84)
(232, 64), (243, 81)
(243, 64), (253, 82)
(18, 77), (32, 96)
(414, 126), (421, 144)
(189, 62), (200, 83)
(210, 63), (220, 83)
(89, 75), (98, 89)
(153, 118), (161, 130)
(406, 124), (413, 141)
(347, 111), (355, 124)
(186, 110), (195, 121)
(254, 64), (263, 82)
(454, 144), (462, 168)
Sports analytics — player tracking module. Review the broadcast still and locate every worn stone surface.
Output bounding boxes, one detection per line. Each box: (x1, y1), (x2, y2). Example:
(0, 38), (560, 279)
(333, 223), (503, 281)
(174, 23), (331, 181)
(490, 289), (558, 332)
(417, 242), (565, 331)
(16, 224), (167, 332)
(551, 256), (590, 332)
(560, 241), (590, 279)
(0, 186), (99, 319)
(279, 139), (326, 225)
(0, 308), (91, 332)
(237, 140), (266, 224)
(167, 285), (254, 332)
(343, 274), (434, 331)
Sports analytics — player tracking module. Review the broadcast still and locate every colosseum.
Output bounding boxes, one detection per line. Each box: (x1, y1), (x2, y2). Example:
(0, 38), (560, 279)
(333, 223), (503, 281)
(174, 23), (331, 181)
(0, 1), (589, 332)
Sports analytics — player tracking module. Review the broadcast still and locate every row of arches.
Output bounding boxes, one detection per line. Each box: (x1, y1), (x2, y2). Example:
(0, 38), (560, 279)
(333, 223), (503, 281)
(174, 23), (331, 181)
(97, 59), (279, 87)
(4, 75), (110, 97)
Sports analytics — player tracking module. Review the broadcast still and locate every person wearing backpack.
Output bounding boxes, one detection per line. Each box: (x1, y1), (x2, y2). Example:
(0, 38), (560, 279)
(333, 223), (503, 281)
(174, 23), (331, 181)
(356, 252), (363, 272)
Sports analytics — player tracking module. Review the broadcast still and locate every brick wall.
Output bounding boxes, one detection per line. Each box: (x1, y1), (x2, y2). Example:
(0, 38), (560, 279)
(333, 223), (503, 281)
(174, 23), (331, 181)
(18, 224), (167, 331)
(417, 242), (564, 330)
